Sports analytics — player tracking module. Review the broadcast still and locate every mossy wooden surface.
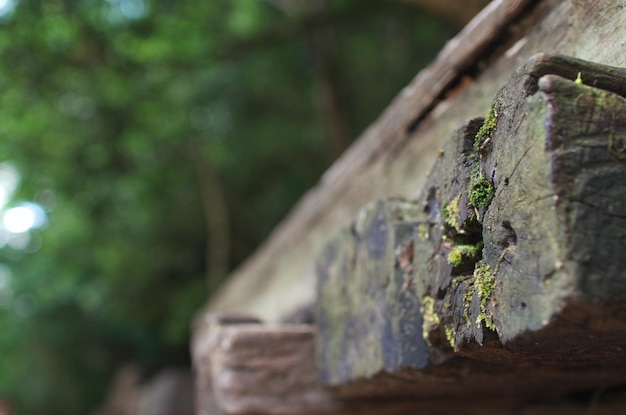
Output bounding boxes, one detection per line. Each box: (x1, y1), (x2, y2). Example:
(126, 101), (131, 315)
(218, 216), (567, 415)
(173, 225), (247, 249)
(205, 1), (626, 324)
(193, 2), (626, 412)
(316, 55), (626, 399)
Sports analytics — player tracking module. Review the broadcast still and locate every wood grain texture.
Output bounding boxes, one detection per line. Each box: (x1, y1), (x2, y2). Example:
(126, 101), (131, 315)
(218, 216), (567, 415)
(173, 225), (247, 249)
(194, 313), (626, 414)
(192, 313), (341, 415)
(316, 54), (626, 399)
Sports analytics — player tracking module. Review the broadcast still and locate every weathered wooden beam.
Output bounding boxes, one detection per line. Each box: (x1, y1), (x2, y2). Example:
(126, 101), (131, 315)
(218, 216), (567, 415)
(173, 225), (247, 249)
(192, 55), (626, 415)
(204, 0), (538, 323)
(203, 0), (626, 325)
(192, 314), (343, 415)
(316, 54), (626, 399)
(192, 315), (626, 414)
(193, 1), (626, 412)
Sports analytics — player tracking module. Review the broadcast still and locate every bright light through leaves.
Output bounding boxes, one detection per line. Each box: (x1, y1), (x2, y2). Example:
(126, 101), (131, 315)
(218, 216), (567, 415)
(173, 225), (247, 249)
(0, 0), (15, 18)
(3, 203), (46, 234)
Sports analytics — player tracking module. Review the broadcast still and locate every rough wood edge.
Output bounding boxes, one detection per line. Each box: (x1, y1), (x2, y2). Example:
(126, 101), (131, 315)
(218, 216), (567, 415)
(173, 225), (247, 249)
(195, 318), (626, 415)
(192, 316), (342, 415)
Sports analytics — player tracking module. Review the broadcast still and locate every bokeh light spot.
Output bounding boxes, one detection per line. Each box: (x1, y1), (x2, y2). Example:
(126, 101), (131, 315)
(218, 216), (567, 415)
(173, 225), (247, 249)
(3, 203), (46, 233)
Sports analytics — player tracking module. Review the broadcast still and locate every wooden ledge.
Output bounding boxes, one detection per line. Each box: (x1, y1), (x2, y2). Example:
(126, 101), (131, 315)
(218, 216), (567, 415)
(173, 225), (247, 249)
(203, 0), (538, 323)
(193, 1), (626, 413)
(193, 318), (626, 415)
(195, 55), (626, 415)
(315, 54), (626, 397)
(192, 314), (341, 415)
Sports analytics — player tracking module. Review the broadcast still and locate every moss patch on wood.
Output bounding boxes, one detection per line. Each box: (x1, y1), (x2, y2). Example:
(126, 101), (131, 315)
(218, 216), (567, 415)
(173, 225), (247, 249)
(417, 223), (430, 241)
(445, 325), (456, 349)
(447, 243), (483, 266)
(469, 173), (495, 209)
(420, 295), (440, 344)
(442, 194), (462, 233)
(461, 261), (496, 331)
(474, 101), (500, 152)
(474, 261), (496, 331)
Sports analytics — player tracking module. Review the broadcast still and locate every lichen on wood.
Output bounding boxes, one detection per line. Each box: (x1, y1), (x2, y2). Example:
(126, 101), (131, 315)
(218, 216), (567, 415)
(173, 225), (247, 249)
(315, 55), (626, 394)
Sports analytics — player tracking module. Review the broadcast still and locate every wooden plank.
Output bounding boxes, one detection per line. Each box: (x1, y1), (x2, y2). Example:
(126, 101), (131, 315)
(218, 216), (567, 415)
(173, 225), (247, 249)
(192, 314), (341, 415)
(204, 0), (626, 323)
(192, 1), (626, 412)
(193, 316), (626, 415)
(316, 55), (626, 398)
(204, 0), (538, 322)
(195, 55), (626, 415)
(194, 318), (626, 414)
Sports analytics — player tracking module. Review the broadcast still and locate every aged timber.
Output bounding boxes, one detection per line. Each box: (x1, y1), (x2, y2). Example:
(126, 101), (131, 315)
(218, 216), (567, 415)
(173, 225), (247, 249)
(193, 315), (338, 415)
(193, 1), (626, 412)
(316, 54), (626, 400)
(203, 0), (626, 328)
(204, 0), (539, 323)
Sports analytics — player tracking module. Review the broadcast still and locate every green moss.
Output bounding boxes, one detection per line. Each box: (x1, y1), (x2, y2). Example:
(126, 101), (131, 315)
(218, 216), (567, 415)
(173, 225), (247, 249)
(474, 262), (495, 303)
(468, 174), (494, 209)
(447, 242), (483, 266)
(417, 223), (430, 241)
(420, 295), (440, 344)
(474, 101), (499, 151)
(481, 314), (496, 331)
(442, 194), (461, 232)
(445, 326), (456, 349)
(474, 261), (496, 330)
(461, 261), (496, 331)
(575, 72), (583, 84)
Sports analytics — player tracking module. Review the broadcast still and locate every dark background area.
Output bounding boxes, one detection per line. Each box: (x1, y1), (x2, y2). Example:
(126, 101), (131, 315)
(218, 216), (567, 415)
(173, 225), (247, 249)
(0, 0), (474, 413)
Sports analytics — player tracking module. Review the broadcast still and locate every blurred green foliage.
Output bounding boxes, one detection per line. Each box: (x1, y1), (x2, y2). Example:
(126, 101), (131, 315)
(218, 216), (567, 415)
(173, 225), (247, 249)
(0, 0), (456, 413)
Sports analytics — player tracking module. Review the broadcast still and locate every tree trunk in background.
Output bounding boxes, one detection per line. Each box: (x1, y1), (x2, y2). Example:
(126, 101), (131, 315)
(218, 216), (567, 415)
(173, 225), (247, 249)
(190, 141), (230, 291)
(309, 2), (354, 161)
